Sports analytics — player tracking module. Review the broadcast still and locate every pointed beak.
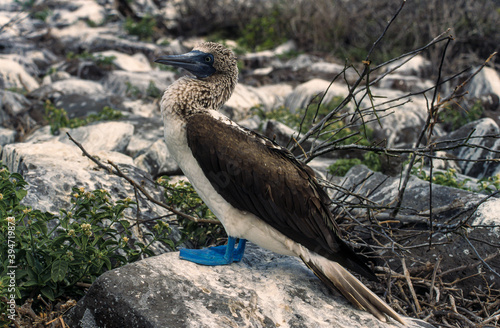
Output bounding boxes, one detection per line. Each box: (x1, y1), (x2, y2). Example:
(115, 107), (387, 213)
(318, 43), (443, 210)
(154, 50), (216, 78)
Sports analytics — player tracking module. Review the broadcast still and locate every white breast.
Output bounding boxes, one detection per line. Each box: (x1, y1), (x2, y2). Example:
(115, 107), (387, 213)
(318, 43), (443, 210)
(161, 104), (298, 257)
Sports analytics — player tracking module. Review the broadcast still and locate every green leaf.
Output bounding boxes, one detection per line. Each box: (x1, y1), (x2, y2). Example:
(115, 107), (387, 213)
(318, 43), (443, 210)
(41, 286), (55, 301)
(51, 259), (68, 282)
(15, 189), (27, 200)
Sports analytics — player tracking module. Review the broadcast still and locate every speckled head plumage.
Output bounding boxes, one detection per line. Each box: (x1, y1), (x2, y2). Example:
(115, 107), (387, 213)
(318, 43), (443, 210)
(156, 42), (238, 113)
(192, 42), (238, 80)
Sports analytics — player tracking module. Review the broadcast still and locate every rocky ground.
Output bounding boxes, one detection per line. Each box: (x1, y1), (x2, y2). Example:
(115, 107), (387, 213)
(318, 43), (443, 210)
(1, 1), (500, 328)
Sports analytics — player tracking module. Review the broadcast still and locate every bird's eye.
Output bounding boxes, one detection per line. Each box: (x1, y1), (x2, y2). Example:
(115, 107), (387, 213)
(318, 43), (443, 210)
(205, 56), (212, 62)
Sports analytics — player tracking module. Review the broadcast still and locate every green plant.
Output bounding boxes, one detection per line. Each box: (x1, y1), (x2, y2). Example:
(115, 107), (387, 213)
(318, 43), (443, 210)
(328, 152), (381, 176)
(125, 81), (142, 99)
(0, 163), (174, 323)
(158, 177), (226, 248)
(412, 167), (468, 189)
(44, 101), (123, 135)
(328, 158), (362, 176)
(124, 16), (156, 41)
(439, 100), (484, 131)
(146, 81), (162, 99)
(66, 51), (116, 70)
(237, 7), (286, 51)
(411, 165), (500, 194)
(475, 175), (500, 194)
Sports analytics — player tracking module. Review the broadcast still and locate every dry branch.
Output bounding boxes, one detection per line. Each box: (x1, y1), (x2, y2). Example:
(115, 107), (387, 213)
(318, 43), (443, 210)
(66, 132), (220, 225)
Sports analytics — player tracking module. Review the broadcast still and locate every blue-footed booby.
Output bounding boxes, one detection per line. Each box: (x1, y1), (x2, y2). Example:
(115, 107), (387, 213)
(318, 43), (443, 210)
(155, 42), (405, 325)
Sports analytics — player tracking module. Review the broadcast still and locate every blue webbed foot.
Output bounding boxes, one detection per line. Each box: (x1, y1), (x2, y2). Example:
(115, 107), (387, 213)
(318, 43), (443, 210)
(179, 237), (247, 265)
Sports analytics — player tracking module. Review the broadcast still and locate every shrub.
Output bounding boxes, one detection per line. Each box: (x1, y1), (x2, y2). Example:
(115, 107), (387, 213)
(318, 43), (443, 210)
(124, 16), (156, 41)
(0, 163), (174, 324)
(158, 177), (226, 248)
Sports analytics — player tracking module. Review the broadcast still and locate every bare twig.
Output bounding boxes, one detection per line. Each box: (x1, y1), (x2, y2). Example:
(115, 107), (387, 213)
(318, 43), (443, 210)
(402, 257), (422, 314)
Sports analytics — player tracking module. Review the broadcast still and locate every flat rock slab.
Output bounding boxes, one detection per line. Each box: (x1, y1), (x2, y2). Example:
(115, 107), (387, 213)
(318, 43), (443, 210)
(66, 245), (430, 328)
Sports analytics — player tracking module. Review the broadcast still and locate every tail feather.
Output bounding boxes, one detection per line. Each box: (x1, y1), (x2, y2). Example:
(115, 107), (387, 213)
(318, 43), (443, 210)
(301, 254), (406, 325)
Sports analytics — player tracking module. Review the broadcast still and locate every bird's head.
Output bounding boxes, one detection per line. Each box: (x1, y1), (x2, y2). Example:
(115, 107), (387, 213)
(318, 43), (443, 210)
(155, 42), (237, 80)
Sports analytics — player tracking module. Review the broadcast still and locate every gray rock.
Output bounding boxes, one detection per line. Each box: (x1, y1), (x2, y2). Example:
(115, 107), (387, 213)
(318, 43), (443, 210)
(0, 127), (16, 146)
(439, 118), (500, 179)
(66, 244), (420, 328)
(360, 88), (444, 147)
(122, 99), (159, 118)
(241, 50), (276, 69)
(47, 0), (106, 27)
(0, 90), (31, 120)
(339, 165), (500, 294)
(42, 71), (72, 85)
(102, 70), (174, 99)
(52, 93), (123, 119)
(125, 116), (165, 157)
(263, 119), (298, 149)
(285, 54), (321, 72)
(128, 0), (161, 16)
(309, 61), (359, 82)
(31, 78), (109, 100)
(51, 21), (162, 60)
(124, 115), (180, 176)
(134, 139), (180, 177)
(376, 74), (434, 93)
(237, 115), (262, 131)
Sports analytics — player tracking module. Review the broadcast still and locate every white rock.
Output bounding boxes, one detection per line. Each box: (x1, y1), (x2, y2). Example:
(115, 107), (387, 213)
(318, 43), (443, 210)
(66, 244), (421, 328)
(285, 78), (349, 112)
(0, 57), (40, 91)
(58, 122), (135, 154)
(224, 83), (293, 120)
(468, 66), (500, 99)
(50, 78), (107, 95)
(384, 55), (431, 77)
(48, 0), (106, 26)
(273, 40), (297, 56)
(96, 50), (152, 72)
(122, 99), (159, 118)
(310, 61), (347, 76)
(474, 197), (500, 237)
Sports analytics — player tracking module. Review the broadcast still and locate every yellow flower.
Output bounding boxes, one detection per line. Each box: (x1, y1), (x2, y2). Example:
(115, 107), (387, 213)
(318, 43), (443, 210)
(68, 229), (76, 237)
(0, 193), (3, 200)
(6, 217), (15, 224)
(122, 237), (129, 243)
(79, 187), (85, 193)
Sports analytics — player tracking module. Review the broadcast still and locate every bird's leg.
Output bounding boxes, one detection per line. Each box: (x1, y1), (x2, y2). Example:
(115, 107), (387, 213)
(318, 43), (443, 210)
(179, 237), (247, 265)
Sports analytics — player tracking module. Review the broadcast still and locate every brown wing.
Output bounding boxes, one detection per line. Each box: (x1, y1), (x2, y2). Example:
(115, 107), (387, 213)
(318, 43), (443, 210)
(186, 113), (376, 280)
